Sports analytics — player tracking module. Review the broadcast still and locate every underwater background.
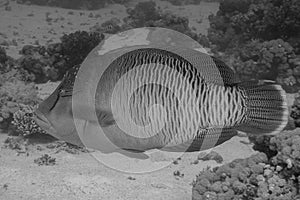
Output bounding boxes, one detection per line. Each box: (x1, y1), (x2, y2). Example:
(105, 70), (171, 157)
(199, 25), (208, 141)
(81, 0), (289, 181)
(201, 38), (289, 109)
(0, 0), (300, 199)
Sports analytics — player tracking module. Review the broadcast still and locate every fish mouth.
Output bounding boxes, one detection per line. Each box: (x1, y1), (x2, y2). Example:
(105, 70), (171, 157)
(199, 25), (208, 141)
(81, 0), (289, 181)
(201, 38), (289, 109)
(33, 109), (57, 135)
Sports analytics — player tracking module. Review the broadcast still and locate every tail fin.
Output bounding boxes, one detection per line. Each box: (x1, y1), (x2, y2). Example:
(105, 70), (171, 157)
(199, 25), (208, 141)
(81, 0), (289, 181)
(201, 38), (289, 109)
(237, 80), (289, 135)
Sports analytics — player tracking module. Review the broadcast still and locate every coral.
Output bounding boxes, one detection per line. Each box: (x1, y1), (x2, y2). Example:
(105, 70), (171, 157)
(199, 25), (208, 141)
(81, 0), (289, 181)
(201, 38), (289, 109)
(208, 0), (300, 53)
(192, 129), (300, 200)
(218, 39), (300, 92)
(18, 31), (104, 83)
(90, 18), (122, 34)
(18, 45), (61, 83)
(34, 154), (56, 166)
(46, 141), (88, 154)
(0, 69), (40, 129)
(291, 92), (300, 127)
(11, 104), (46, 136)
(124, 1), (161, 27)
(60, 31), (104, 79)
(123, 1), (199, 41)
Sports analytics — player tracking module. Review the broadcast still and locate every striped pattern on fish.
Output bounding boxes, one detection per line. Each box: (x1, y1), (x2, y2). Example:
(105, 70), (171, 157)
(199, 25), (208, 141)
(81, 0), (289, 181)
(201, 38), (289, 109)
(95, 48), (285, 151)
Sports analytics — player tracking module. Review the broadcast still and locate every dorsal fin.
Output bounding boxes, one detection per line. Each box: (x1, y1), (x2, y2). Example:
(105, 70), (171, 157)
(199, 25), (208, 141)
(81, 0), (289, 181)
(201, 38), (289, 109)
(58, 64), (81, 97)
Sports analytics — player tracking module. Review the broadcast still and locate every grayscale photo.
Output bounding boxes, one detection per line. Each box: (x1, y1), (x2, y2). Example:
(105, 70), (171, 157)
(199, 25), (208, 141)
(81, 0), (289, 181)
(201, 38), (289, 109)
(0, 0), (299, 199)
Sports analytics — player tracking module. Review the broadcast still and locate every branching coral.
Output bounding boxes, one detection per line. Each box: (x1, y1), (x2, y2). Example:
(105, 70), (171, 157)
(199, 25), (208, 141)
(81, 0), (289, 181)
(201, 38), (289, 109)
(193, 130), (300, 200)
(11, 104), (46, 136)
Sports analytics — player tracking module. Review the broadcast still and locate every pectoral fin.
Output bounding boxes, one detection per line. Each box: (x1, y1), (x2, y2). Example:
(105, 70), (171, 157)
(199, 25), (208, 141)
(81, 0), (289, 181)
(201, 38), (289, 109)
(97, 110), (116, 127)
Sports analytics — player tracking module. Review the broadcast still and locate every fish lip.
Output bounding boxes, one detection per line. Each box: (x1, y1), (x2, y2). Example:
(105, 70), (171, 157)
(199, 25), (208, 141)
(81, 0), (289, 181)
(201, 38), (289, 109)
(33, 110), (57, 135)
(34, 109), (49, 125)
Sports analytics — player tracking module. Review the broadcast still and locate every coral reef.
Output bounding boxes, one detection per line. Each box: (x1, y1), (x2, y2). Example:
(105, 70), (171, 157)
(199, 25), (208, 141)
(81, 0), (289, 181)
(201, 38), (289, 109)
(11, 104), (46, 136)
(18, 31), (104, 83)
(291, 92), (300, 127)
(207, 0), (300, 92)
(18, 44), (61, 83)
(123, 1), (201, 42)
(192, 130), (300, 200)
(208, 0), (300, 53)
(0, 69), (40, 129)
(219, 39), (300, 92)
(60, 31), (104, 78)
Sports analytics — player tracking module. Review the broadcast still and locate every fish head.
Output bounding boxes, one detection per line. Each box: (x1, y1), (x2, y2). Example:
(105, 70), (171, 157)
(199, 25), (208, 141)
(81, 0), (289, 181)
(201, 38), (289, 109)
(33, 65), (84, 146)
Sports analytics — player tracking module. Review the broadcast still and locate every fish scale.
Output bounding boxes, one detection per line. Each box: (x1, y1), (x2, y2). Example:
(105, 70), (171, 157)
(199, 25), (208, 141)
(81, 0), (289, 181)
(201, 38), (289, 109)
(109, 48), (246, 148)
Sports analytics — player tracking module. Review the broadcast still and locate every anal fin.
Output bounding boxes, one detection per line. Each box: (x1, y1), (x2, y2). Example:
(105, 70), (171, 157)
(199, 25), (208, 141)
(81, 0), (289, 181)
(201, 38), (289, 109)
(161, 128), (237, 152)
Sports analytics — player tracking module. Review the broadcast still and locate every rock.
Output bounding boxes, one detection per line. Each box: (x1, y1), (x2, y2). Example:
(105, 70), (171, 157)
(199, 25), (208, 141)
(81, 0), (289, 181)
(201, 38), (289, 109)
(198, 151), (223, 163)
(173, 170), (184, 178)
(127, 176), (136, 180)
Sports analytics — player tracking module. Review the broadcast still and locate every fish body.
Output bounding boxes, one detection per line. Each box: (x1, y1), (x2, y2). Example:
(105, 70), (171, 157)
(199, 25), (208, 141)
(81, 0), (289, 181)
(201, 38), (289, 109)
(34, 47), (289, 153)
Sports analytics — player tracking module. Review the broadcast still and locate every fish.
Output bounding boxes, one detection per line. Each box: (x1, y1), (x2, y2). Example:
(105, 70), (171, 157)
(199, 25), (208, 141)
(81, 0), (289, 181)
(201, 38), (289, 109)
(33, 46), (289, 154)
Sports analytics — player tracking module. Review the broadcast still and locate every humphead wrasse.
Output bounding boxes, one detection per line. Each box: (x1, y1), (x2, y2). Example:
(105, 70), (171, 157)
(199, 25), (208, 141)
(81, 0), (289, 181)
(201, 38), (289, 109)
(33, 30), (289, 155)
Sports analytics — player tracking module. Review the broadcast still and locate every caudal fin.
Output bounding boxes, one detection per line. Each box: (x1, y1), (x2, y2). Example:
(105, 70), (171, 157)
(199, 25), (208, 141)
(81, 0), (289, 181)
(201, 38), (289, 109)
(237, 80), (289, 135)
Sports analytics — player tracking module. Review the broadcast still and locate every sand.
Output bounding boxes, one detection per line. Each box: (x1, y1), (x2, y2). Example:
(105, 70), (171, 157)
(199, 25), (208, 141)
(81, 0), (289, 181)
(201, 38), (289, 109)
(0, 0), (219, 59)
